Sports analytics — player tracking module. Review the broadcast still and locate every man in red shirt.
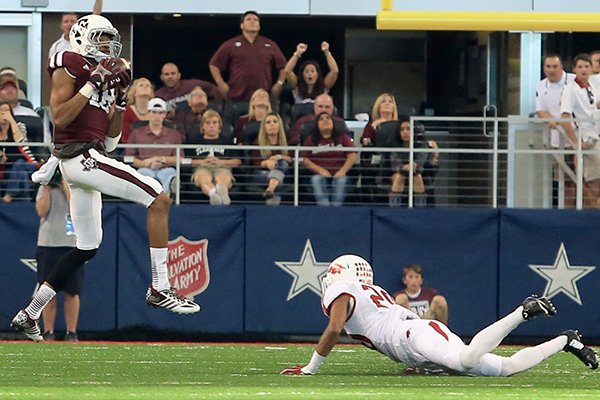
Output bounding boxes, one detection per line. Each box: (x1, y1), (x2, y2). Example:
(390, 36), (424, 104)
(209, 11), (287, 125)
(155, 62), (217, 113)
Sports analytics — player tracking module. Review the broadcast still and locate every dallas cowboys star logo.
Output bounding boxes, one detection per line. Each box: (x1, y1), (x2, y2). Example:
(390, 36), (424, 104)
(275, 239), (329, 301)
(529, 243), (595, 305)
(20, 258), (37, 272)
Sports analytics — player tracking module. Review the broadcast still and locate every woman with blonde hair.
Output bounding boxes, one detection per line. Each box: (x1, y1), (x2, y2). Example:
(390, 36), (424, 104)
(361, 93), (399, 146)
(121, 77), (154, 144)
(251, 112), (292, 204)
(234, 88), (272, 144)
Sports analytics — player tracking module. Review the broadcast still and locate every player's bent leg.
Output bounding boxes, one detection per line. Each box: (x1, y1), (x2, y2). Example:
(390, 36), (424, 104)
(496, 336), (566, 376)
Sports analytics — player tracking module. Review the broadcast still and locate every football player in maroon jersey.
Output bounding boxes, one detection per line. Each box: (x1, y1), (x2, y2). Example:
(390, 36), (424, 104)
(12, 15), (199, 341)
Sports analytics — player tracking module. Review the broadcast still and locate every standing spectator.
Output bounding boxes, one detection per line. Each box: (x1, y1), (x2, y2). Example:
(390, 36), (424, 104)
(121, 77), (154, 145)
(48, 1), (103, 59)
(386, 116), (428, 207)
(172, 86), (209, 143)
(0, 100), (40, 202)
(590, 50), (600, 75)
(302, 112), (356, 206)
(560, 53), (600, 208)
(234, 88), (272, 144)
(35, 172), (83, 342)
(11, 14), (199, 342)
(284, 41), (339, 104)
(289, 94), (346, 145)
(126, 98), (183, 197)
(393, 263), (449, 325)
(535, 54), (576, 207)
(209, 10), (287, 126)
(188, 110), (241, 205)
(155, 62), (217, 114)
(251, 112), (292, 205)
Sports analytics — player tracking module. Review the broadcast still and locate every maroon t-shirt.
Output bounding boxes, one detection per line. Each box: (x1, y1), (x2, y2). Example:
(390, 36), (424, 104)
(125, 125), (183, 159)
(393, 287), (439, 318)
(155, 79), (216, 111)
(301, 133), (355, 175)
(48, 51), (114, 144)
(209, 34), (286, 101)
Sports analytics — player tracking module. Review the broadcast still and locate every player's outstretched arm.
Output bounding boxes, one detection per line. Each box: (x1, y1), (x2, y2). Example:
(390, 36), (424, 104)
(280, 295), (350, 375)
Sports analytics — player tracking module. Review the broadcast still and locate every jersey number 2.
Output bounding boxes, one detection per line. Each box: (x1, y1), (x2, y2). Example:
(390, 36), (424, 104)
(361, 284), (395, 308)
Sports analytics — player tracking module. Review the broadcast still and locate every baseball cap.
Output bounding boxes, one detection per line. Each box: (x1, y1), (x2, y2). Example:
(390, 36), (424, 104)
(0, 69), (18, 90)
(148, 97), (167, 112)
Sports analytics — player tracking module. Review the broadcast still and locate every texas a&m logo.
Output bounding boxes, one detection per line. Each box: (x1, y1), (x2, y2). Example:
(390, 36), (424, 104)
(167, 236), (210, 298)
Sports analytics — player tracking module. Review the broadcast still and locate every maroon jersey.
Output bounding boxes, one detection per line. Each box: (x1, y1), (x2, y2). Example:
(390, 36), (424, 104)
(301, 133), (355, 175)
(393, 287), (439, 318)
(48, 51), (115, 145)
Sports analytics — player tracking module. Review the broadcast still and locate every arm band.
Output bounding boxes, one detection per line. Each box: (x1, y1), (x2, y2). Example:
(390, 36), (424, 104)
(79, 83), (96, 99)
(105, 132), (122, 152)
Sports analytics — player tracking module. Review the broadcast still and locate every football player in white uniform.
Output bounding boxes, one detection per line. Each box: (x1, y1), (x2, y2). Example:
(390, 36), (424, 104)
(11, 15), (200, 341)
(281, 255), (598, 376)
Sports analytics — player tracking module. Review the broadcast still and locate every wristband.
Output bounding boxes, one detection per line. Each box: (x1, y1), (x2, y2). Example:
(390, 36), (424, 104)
(323, 50), (331, 57)
(302, 351), (326, 374)
(105, 131), (122, 152)
(277, 80), (285, 86)
(79, 83), (96, 99)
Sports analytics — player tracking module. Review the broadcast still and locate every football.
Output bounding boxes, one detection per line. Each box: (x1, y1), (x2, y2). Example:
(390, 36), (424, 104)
(99, 57), (132, 89)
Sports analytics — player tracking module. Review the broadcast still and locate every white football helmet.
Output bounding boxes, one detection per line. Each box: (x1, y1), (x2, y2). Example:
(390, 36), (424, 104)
(69, 14), (122, 60)
(321, 254), (373, 292)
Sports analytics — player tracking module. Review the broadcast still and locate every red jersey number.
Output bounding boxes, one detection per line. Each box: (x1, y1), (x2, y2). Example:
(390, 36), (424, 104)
(361, 284), (395, 308)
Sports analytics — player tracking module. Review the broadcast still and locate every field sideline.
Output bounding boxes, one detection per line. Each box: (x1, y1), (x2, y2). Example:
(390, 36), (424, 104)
(0, 341), (598, 400)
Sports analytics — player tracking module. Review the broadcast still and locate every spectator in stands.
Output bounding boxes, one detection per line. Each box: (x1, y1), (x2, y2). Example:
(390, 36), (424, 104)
(48, 1), (103, 59)
(251, 112), (292, 205)
(302, 112), (356, 206)
(386, 116), (428, 207)
(155, 62), (217, 114)
(209, 10), (287, 127)
(121, 77), (154, 146)
(35, 172), (82, 341)
(560, 53), (600, 208)
(188, 110), (241, 205)
(172, 85), (210, 143)
(361, 93), (399, 147)
(284, 41), (339, 104)
(289, 93), (346, 145)
(235, 88), (272, 144)
(394, 263), (448, 325)
(0, 67), (27, 101)
(535, 54), (576, 207)
(590, 50), (600, 75)
(0, 101), (39, 202)
(126, 98), (182, 197)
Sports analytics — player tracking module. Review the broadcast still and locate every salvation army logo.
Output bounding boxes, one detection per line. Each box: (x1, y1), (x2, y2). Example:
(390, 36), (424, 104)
(167, 236), (210, 298)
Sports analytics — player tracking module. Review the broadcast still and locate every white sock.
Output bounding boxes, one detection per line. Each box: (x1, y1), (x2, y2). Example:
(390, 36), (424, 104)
(208, 188), (217, 197)
(25, 284), (57, 319)
(460, 307), (524, 369)
(500, 336), (567, 376)
(150, 247), (170, 291)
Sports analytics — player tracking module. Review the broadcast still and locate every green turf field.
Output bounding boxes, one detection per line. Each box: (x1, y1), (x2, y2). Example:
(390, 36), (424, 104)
(0, 341), (597, 399)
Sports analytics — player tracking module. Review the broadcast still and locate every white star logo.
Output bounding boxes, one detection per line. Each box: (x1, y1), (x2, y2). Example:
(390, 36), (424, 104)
(529, 243), (595, 305)
(20, 258), (37, 272)
(275, 239), (329, 301)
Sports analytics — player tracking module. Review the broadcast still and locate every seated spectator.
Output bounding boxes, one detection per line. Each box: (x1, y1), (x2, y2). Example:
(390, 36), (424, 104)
(172, 85), (209, 143)
(125, 98), (182, 197)
(386, 116), (428, 207)
(302, 112), (356, 206)
(155, 62), (218, 113)
(284, 41), (339, 104)
(0, 100), (40, 202)
(121, 77), (154, 145)
(361, 93), (399, 147)
(0, 67), (27, 100)
(234, 88), (272, 144)
(394, 263), (448, 325)
(289, 93), (346, 145)
(250, 113), (292, 205)
(188, 110), (241, 205)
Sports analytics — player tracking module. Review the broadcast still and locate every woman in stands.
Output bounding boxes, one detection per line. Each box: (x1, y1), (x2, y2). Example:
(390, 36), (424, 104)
(386, 116), (428, 207)
(121, 77), (154, 145)
(302, 112), (356, 206)
(285, 41), (339, 104)
(0, 100), (39, 202)
(234, 88), (272, 145)
(251, 112), (292, 205)
(361, 93), (399, 147)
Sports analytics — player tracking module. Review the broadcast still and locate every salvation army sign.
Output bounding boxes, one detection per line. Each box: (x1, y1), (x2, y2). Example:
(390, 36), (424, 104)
(167, 236), (210, 298)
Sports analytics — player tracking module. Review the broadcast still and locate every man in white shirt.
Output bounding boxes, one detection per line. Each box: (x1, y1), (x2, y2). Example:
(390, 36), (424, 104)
(280, 255), (598, 376)
(48, 1), (103, 59)
(560, 53), (600, 207)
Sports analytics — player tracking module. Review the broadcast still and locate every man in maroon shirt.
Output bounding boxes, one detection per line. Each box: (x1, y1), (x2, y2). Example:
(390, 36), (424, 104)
(289, 94), (347, 145)
(209, 11), (287, 125)
(156, 62), (217, 113)
(394, 263), (449, 325)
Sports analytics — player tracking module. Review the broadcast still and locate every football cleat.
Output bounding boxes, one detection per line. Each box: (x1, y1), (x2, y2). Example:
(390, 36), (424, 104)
(521, 295), (557, 320)
(11, 310), (43, 341)
(562, 330), (599, 370)
(145, 287), (200, 314)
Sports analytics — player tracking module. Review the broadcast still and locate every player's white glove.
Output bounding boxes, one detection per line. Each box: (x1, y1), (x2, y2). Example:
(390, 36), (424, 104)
(279, 365), (313, 375)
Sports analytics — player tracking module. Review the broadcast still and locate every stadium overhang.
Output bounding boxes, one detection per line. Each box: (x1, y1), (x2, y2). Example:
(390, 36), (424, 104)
(377, 3), (600, 32)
